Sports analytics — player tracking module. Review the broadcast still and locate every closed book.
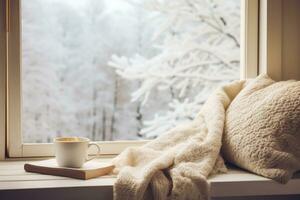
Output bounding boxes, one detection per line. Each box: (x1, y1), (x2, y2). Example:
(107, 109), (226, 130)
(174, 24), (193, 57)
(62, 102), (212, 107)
(24, 159), (114, 180)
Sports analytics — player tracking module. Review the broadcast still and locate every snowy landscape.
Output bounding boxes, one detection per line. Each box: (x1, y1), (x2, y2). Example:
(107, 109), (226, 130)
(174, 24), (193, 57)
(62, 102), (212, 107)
(22, 0), (240, 143)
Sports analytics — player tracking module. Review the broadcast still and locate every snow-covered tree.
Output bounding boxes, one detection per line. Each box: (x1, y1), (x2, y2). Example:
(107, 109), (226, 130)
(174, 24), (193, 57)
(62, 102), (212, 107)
(109, 0), (240, 138)
(22, 0), (240, 142)
(22, 0), (67, 142)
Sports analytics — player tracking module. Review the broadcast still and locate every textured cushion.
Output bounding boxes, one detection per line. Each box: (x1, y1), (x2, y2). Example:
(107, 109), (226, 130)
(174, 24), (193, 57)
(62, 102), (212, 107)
(222, 74), (300, 183)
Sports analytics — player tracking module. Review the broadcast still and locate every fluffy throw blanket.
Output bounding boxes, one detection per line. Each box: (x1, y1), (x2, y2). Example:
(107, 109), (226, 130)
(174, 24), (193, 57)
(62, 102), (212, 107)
(112, 79), (247, 200)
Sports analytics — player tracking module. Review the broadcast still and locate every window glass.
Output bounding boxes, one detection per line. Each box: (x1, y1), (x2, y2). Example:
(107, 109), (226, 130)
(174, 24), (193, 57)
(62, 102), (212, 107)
(22, 0), (240, 142)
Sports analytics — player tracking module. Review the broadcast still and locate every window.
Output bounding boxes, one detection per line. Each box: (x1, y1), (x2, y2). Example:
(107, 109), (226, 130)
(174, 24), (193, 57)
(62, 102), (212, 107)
(4, 0), (258, 157)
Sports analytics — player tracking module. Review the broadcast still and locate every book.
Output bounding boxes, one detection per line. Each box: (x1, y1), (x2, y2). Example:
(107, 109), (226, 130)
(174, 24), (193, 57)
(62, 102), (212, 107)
(24, 159), (115, 180)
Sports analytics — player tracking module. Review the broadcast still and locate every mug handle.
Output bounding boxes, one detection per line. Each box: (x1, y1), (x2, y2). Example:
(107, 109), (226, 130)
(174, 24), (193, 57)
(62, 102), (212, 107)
(86, 143), (101, 161)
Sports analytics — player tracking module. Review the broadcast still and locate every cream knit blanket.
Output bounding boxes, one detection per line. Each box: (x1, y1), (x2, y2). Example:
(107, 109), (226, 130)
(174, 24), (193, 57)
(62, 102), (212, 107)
(112, 80), (247, 200)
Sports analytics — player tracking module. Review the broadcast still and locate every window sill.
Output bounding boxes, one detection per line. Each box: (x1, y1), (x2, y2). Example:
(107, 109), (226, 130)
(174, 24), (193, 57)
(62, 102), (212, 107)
(1, 159), (300, 200)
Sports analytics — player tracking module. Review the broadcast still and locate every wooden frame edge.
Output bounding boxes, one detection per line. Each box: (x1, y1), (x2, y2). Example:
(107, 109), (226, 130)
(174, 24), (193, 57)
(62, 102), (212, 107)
(241, 0), (259, 79)
(259, 0), (283, 81)
(7, 0), (22, 157)
(0, 0), (6, 160)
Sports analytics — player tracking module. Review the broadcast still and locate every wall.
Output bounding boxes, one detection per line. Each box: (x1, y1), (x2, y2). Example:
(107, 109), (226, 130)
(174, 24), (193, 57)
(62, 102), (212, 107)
(282, 0), (300, 80)
(259, 0), (300, 81)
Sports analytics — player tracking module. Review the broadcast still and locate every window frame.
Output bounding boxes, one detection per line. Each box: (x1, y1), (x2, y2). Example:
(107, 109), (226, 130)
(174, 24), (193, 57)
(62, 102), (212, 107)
(0, 0), (6, 160)
(3, 0), (260, 158)
(259, 0), (283, 81)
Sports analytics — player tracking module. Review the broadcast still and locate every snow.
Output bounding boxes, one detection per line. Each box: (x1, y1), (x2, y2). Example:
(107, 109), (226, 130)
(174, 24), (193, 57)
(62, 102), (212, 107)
(22, 0), (240, 142)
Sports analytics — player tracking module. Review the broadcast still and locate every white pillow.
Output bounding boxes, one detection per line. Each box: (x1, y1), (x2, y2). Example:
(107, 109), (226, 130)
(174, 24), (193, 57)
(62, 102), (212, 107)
(222, 75), (300, 183)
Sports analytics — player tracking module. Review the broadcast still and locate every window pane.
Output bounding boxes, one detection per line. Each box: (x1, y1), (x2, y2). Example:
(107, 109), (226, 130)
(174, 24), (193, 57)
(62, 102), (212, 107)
(22, 0), (240, 143)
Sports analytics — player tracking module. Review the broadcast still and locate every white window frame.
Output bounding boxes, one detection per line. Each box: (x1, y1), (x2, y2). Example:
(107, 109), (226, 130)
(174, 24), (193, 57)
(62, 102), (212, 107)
(2, 0), (260, 158)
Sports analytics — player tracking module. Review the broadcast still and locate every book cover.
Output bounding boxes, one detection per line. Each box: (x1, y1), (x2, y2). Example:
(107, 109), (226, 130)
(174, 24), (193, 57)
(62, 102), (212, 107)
(24, 159), (115, 180)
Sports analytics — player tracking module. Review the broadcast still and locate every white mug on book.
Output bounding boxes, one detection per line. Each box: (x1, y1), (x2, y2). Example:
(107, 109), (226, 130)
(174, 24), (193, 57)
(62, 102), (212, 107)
(54, 137), (101, 168)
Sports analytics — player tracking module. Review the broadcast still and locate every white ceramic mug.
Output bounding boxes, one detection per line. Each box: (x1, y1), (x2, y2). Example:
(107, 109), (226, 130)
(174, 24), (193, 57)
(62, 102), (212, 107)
(54, 137), (101, 168)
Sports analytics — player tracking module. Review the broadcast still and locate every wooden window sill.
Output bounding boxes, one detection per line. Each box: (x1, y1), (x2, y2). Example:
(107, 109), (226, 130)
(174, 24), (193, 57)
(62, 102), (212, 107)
(1, 159), (300, 200)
